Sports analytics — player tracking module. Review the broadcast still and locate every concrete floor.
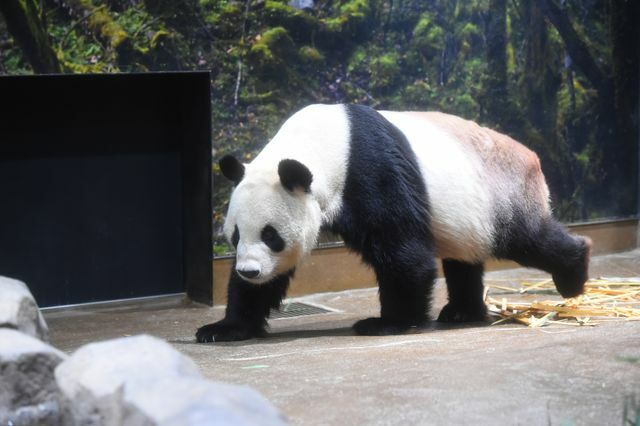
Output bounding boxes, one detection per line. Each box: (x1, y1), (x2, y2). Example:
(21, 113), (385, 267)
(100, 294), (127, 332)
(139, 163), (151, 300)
(45, 250), (640, 425)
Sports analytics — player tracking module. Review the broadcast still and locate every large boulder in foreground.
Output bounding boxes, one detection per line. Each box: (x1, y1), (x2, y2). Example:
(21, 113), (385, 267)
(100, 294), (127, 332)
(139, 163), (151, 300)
(0, 329), (68, 426)
(0, 276), (49, 341)
(123, 376), (287, 426)
(55, 334), (286, 425)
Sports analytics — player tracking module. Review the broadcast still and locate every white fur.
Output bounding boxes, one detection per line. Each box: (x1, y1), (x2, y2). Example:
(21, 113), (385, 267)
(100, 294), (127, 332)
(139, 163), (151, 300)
(224, 105), (350, 283)
(379, 111), (495, 262)
(250, 104), (351, 223)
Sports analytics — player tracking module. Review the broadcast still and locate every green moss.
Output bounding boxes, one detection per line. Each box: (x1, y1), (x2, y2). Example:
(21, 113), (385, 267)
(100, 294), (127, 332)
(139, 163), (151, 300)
(78, 1), (129, 49)
(370, 52), (401, 91)
(347, 46), (367, 74)
(203, 1), (241, 36)
(263, 0), (317, 40)
(148, 30), (168, 48)
(322, 16), (347, 33)
(265, 1), (296, 17)
(458, 22), (480, 40)
(260, 26), (294, 50)
(221, 3), (241, 18)
(402, 80), (434, 107)
(248, 27), (295, 75)
(298, 45), (324, 63)
(451, 93), (478, 118)
(339, 0), (369, 17)
(413, 13), (444, 58)
(505, 12), (515, 74)
(320, 0), (371, 35)
(413, 13), (433, 36)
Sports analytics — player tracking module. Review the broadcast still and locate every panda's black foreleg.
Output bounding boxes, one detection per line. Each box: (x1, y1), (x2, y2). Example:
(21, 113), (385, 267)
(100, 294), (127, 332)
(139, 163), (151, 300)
(353, 240), (437, 336)
(195, 265), (291, 343)
(437, 260), (487, 322)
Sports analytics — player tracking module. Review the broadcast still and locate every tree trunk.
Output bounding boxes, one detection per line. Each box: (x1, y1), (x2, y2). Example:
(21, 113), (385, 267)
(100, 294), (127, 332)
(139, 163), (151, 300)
(523, 1), (561, 141)
(481, 0), (510, 129)
(608, 0), (639, 215)
(539, 0), (638, 216)
(522, 0), (572, 206)
(0, 0), (61, 73)
(537, 0), (609, 93)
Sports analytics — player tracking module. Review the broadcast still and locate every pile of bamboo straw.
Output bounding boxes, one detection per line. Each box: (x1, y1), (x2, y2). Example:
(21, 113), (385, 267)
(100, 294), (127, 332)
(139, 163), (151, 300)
(486, 278), (640, 327)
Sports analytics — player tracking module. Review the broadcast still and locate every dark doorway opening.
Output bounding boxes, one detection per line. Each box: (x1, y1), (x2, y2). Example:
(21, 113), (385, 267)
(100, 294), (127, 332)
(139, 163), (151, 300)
(0, 72), (212, 307)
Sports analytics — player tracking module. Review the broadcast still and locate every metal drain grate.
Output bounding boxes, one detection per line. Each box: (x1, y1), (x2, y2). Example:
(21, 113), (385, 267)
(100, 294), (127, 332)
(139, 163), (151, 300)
(270, 302), (332, 319)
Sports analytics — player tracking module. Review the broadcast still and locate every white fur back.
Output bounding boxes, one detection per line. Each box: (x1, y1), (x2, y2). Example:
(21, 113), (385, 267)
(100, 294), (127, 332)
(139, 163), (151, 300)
(379, 111), (496, 262)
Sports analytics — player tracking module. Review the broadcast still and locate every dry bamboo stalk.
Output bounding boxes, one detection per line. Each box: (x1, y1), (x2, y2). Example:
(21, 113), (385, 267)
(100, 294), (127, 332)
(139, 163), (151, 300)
(519, 279), (553, 293)
(485, 277), (640, 327)
(485, 284), (520, 292)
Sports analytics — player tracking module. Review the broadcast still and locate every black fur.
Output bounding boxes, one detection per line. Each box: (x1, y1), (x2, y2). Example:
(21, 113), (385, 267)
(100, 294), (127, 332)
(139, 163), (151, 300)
(278, 159), (313, 193)
(437, 260), (487, 322)
(231, 225), (239, 248)
(195, 264), (294, 342)
(219, 155), (245, 185)
(329, 104), (437, 335)
(261, 225), (285, 252)
(493, 210), (590, 298)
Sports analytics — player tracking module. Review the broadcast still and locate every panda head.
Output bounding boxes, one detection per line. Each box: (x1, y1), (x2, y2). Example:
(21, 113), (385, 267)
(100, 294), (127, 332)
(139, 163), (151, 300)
(219, 155), (322, 284)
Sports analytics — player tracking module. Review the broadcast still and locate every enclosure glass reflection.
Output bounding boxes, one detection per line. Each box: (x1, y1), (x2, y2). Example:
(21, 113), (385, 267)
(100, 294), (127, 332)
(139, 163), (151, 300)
(1, 0), (637, 257)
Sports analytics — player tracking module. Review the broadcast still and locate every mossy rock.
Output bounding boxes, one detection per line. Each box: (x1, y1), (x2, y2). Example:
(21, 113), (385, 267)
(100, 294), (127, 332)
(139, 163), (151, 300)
(318, 0), (373, 46)
(298, 46), (324, 64)
(264, 1), (318, 42)
(248, 27), (296, 79)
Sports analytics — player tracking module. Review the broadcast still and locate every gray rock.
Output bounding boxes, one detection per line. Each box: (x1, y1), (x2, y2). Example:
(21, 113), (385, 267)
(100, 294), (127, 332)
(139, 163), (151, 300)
(54, 335), (201, 425)
(55, 334), (286, 425)
(0, 329), (68, 426)
(122, 377), (287, 426)
(0, 276), (49, 342)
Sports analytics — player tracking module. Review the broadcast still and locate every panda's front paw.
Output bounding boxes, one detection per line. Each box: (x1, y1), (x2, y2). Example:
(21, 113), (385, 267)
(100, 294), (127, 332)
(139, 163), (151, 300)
(195, 320), (259, 343)
(353, 317), (424, 336)
(437, 303), (487, 323)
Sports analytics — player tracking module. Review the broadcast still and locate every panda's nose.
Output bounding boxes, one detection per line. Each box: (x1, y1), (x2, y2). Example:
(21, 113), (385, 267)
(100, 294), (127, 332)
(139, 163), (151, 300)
(237, 269), (260, 279)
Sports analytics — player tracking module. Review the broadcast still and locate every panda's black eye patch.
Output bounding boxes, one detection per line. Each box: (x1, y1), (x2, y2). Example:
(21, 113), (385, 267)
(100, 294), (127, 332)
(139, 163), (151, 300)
(261, 225), (285, 252)
(231, 225), (239, 248)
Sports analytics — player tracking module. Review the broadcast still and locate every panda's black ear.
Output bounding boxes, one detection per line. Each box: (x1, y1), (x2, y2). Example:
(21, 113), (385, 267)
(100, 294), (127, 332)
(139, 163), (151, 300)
(278, 159), (313, 193)
(219, 155), (245, 185)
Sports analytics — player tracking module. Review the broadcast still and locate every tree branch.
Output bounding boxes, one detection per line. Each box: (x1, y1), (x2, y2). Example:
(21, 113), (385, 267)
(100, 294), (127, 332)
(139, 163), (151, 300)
(0, 0), (61, 73)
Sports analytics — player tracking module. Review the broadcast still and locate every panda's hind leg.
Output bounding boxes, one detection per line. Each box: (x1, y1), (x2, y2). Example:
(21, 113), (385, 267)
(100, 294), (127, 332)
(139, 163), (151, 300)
(353, 239), (437, 336)
(437, 260), (487, 322)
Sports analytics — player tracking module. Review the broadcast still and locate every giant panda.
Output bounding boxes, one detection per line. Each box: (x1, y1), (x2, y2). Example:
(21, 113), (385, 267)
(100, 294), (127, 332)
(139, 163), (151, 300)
(196, 104), (591, 342)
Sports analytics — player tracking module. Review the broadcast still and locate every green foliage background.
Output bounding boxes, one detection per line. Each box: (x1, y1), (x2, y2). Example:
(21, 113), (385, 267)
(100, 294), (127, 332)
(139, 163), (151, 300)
(0, 0), (637, 254)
